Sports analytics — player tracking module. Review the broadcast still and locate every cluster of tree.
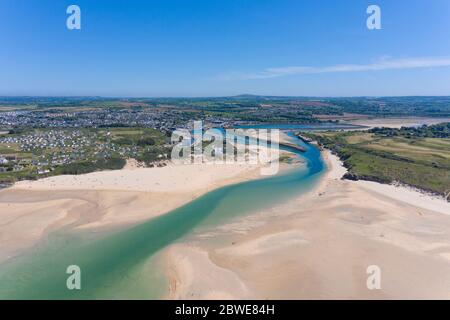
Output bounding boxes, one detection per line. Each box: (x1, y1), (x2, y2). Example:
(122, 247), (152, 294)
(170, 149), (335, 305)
(369, 122), (450, 138)
(115, 136), (156, 146)
(135, 147), (170, 165)
(326, 97), (450, 117)
(55, 156), (126, 175)
(8, 128), (28, 135)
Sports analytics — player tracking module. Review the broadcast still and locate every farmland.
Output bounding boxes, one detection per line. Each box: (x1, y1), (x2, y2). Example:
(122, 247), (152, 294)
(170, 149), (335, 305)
(305, 123), (450, 197)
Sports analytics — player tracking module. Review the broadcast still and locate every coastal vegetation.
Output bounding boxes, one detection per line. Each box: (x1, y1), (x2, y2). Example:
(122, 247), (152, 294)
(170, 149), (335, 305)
(303, 123), (450, 198)
(369, 122), (450, 138)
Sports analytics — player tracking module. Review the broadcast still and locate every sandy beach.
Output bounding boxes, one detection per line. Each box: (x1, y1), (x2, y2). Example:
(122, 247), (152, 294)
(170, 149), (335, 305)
(0, 130), (295, 265)
(346, 117), (450, 129)
(2, 130), (450, 299)
(0, 160), (276, 263)
(166, 149), (450, 300)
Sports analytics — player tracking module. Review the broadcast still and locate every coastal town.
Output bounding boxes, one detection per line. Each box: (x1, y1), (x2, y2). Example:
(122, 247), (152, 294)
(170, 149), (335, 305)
(1, 96), (449, 189)
(0, 126), (172, 185)
(0, 106), (237, 133)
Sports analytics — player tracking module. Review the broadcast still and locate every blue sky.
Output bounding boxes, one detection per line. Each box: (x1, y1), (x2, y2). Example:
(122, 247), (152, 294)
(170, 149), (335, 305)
(1, 0), (450, 97)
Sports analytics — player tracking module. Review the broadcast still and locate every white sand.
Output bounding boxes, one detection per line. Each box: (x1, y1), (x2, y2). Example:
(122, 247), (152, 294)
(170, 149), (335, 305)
(355, 180), (450, 216)
(0, 198), (84, 262)
(0, 161), (273, 263)
(347, 117), (450, 129)
(165, 148), (450, 299)
(11, 163), (266, 193)
(323, 150), (449, 214)
(166, 244), (250, 300)
(323, 150), (347, 180)
(0, 131), (298, 263)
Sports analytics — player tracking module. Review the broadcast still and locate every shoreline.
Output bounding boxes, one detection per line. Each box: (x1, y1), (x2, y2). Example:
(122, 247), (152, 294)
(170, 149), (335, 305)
(0, 128), (299, 265)
(4, 132), (450, 299)
(0, 160), (281, 264)
(344, 116), (450, 129)
(322, 147), (450, 208)
(165, 146), (450, 299)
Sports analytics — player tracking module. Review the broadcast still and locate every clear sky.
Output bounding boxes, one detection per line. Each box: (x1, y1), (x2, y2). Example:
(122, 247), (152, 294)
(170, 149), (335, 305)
(1, 0), (450, 97)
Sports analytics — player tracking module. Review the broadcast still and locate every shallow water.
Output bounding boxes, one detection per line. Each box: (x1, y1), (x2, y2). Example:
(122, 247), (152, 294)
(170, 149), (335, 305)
(0, 132), (325, 299)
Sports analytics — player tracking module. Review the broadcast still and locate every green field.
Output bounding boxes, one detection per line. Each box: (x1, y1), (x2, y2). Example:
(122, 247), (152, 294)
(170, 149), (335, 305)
(306, 130), (450, 198)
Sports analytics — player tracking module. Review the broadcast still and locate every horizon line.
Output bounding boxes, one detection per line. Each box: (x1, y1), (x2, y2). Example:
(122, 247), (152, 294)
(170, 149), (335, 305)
(1, 94), (450, 100)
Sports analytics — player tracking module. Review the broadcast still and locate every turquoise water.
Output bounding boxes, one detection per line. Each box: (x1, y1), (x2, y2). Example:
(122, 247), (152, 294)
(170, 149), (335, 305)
(0, 133), (325, 299)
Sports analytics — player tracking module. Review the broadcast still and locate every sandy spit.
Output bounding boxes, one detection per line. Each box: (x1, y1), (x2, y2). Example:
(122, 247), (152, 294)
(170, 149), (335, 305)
(0, 161), (274, 263)
(165, 149), (450, 299)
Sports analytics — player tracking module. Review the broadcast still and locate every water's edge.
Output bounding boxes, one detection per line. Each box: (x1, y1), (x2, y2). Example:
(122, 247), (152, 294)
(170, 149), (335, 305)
(0, 133), (326, 299)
